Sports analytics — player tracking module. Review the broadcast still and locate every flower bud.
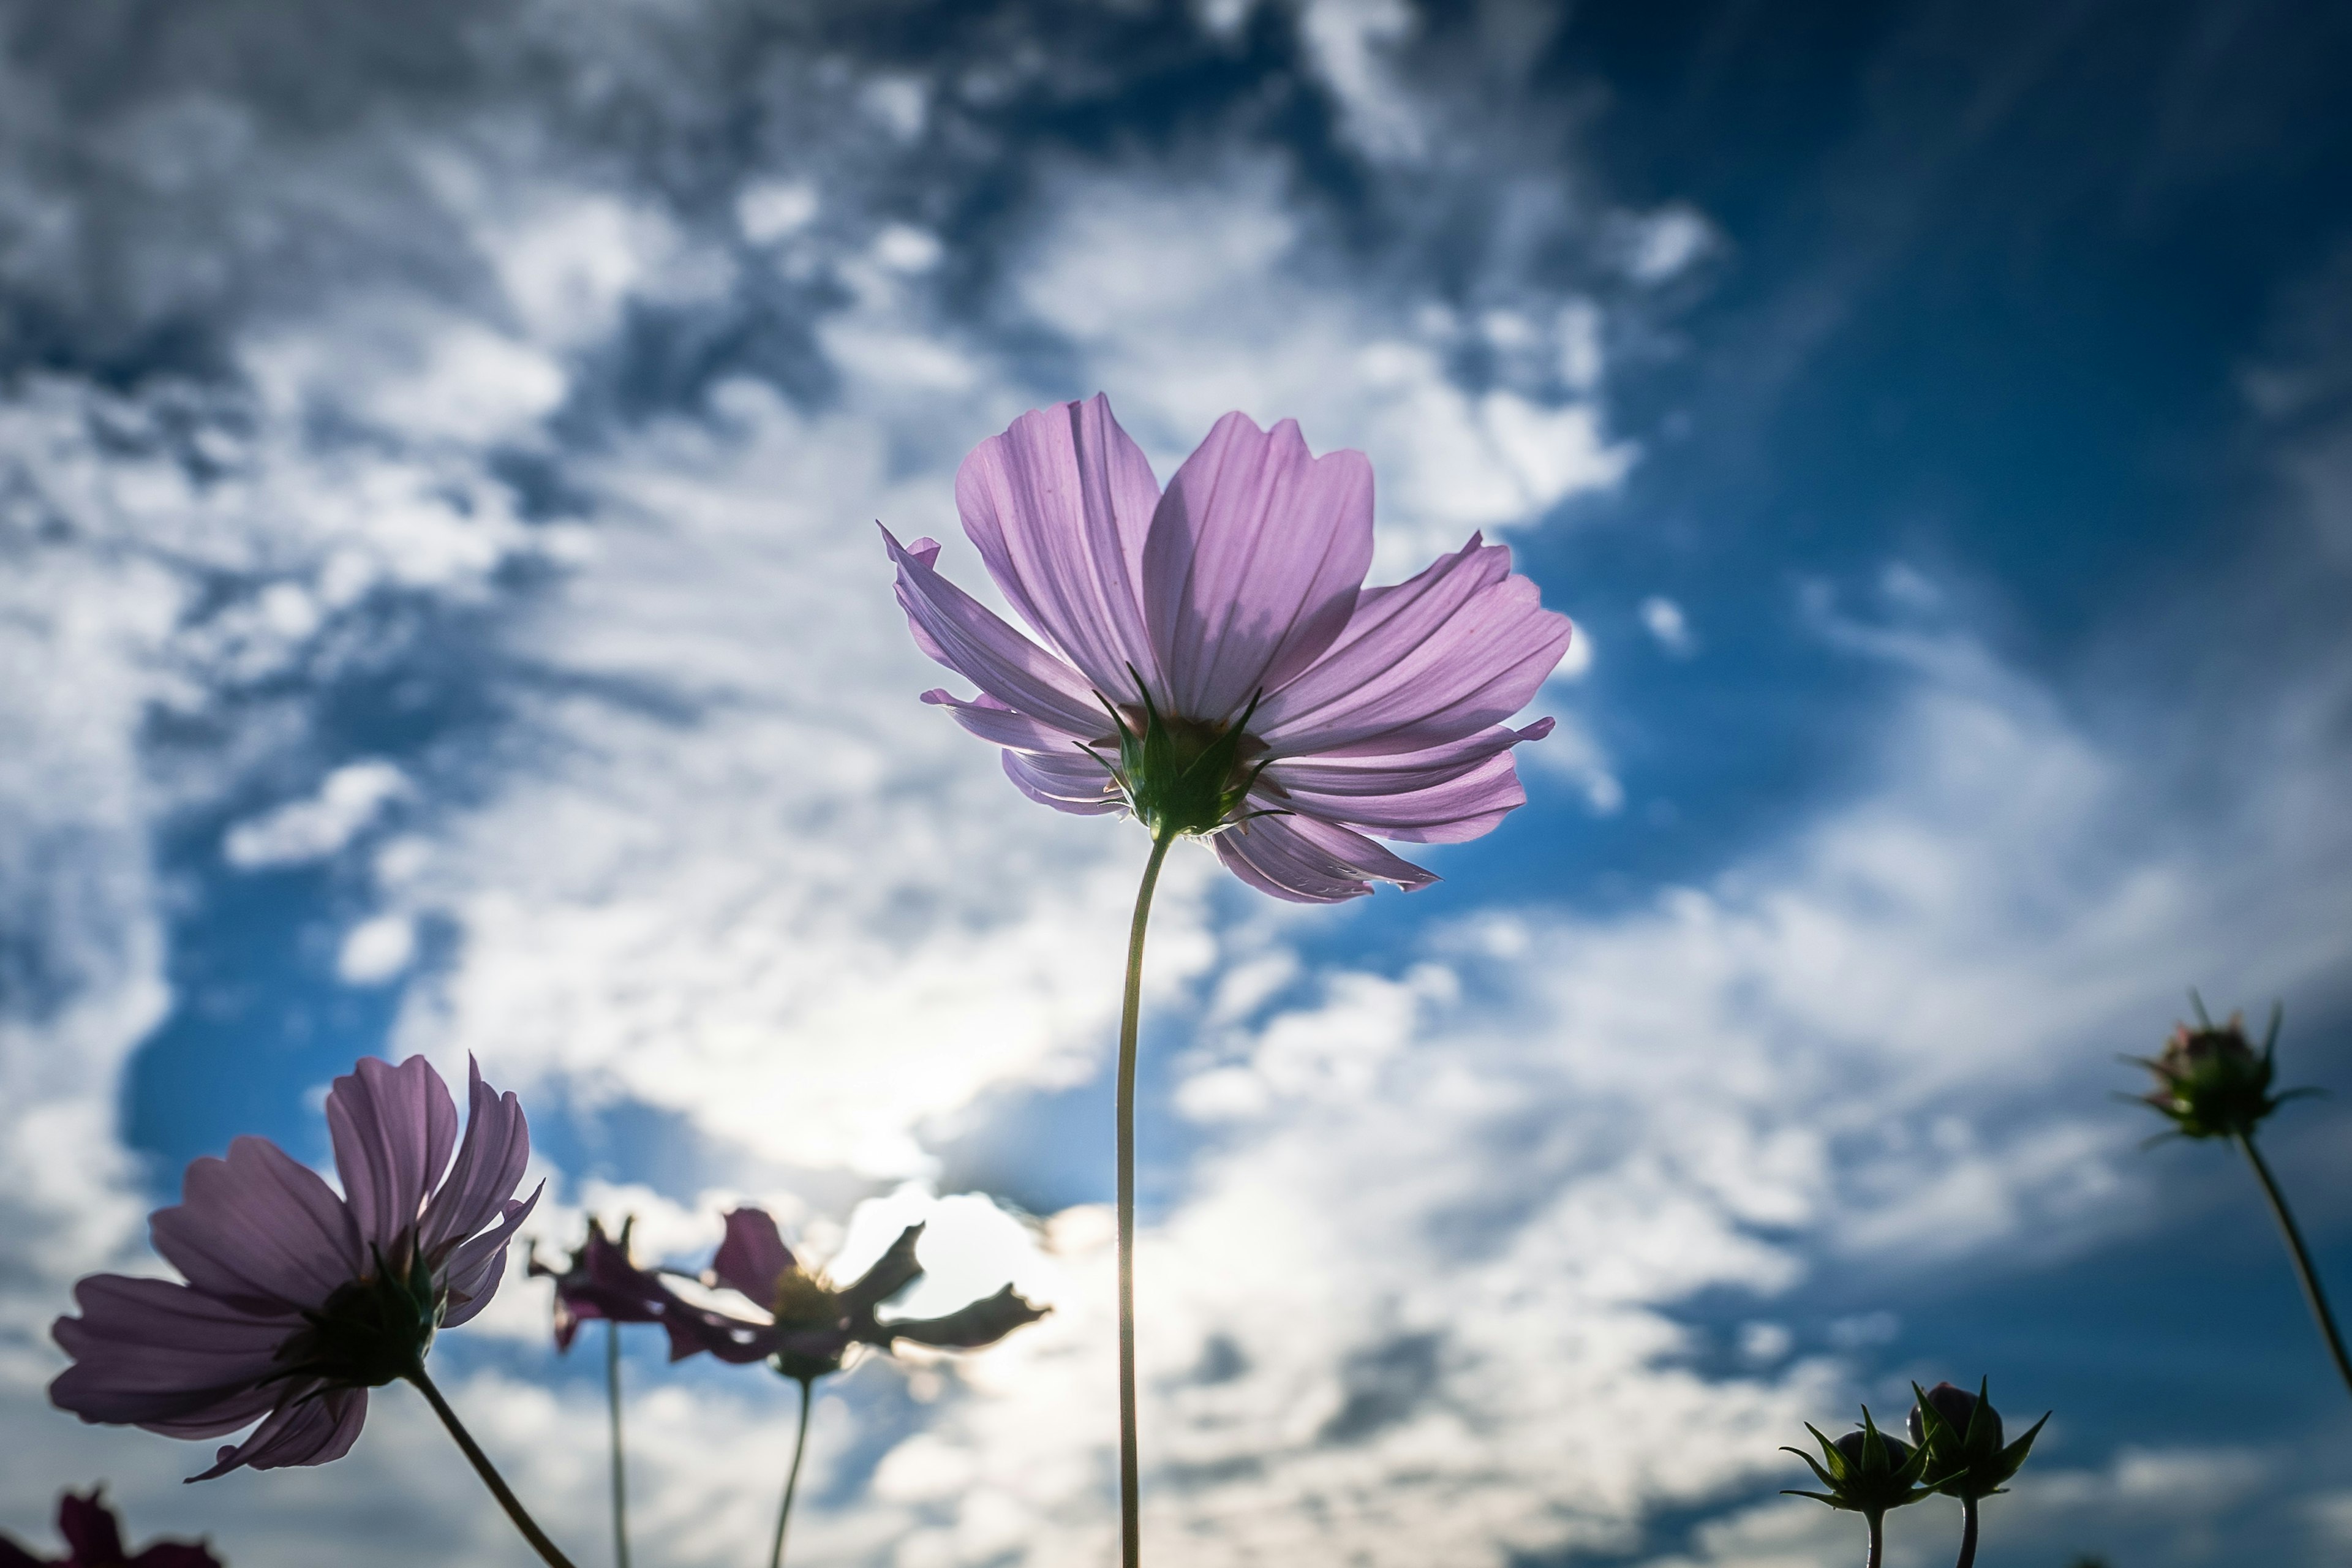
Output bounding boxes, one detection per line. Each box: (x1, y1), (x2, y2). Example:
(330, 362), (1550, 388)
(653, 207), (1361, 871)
(1907, 1377), (2046, 1500)
(1783, 1406), (1934, 1520)
(2130, 1001), (2304, 1142)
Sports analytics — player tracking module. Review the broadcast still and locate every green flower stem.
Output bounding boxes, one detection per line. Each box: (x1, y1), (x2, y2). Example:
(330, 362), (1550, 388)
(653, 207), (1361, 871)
(2235, 1131), (2352, 1398)
(1864, 1511), (1884, 1568)
(1954, 1496), (1977, 1568)
(406, 1366), (581, 1568)
(1117, 828), (1177, 1568)
(606, 1320), (631, 1568)
(767, 1375), (814, 1568)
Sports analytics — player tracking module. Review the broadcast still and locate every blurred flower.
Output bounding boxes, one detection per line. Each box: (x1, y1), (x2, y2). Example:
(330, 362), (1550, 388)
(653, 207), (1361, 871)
(1907, 1378), (2047, 1499)
(2130, 1001), (2309, 1140)
(528, 1217), (665, 1352)
(883, 395), (1573, 902)
(0, 1489), (220, 1568)
(665, 1207), (1048, 1382)
(49, 1056), (539, 1480)
(1783, 1406), (1934, 1520)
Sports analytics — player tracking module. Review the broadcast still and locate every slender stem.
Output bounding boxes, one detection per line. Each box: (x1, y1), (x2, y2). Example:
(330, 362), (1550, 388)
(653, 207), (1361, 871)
(1864, 1510), (1883, 1568)
(406, 1366), (581, 1568)
(2236, 1132), (2352, 1398)
(1954, 1495), (1977, 1568)
(606, 1320), (631, 1568)
(766, 1376), (814, 1568)
(1117, 830), (1177, 1568)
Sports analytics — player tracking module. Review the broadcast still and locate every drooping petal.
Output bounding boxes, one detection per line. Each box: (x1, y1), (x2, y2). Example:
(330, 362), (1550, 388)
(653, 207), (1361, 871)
(435, 1183), (542, 1328)
(1254, 535), (1572, 757)
(148, 1138), (362, 1311)
(189, 1385), (368, 1480)
(1261, 722), (1551, 843)
(880, 1285), (1050, 1349)
(921, 688), (1101, 751)
(418, 1058), (530, 1265)
(1212, 812), (1438, 903)
(956, 395), (1163, 701)
(1144, 412), (1374, 723)
(50, 1275), (300, 1436)
(1002, 748), (1123, 816)
(837, 1224), (926, 1317)
(710, 1208), (795, 1305)
(883, 526), (1109, 736)
(326, 1056), (459, 1259)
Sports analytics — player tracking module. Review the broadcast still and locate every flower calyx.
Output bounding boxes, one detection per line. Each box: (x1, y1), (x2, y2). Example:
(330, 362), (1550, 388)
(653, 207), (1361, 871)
(1097, 677), (1272, 841)
(2130, 997), (2313, 1142)
(1907, 1378), (2047, 1501)
(1782, 1406), (1935, 1520)
(279, 1245), (437, 1389)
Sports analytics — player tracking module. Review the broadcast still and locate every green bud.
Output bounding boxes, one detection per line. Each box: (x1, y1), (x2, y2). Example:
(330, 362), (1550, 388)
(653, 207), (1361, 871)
(2130, 998), (2312, 1141)
(1907, 1378), (2048, 1500)
(1782, 1405), (1935, 1520)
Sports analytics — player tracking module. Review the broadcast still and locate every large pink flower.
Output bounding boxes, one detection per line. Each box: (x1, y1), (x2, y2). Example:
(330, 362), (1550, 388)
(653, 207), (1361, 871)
(883, 396), (1572, 901)
(49, 1056), (538, 1480)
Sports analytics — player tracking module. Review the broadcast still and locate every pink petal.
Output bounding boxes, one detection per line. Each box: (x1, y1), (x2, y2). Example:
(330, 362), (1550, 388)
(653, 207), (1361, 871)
(919, 688), (1100, 751)
(1259, 720), (1554, 843)
(418, 1058), (530, 1265)
(1212, 812), (1438, 903)
(883, 526), (1108, 736)
(149, 1137), (362, 1310)
(711, 1208), (794, 1304)
(1002, 747), (1123, 815)
(1144, 413), (1374, 723)
(1256, 536), (1572, 757)
(50, 1276), (294, 1434)
(326, 1056), (458, 1259)
(436, 1182), (543, 1328)
(1262, 718), (1553, 796)
(956, 395), (1163, 701)
(190, 1385), (368, 1480)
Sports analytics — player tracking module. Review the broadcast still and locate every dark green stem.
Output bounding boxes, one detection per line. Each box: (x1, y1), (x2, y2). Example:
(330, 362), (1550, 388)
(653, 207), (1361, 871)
(2236, 1132), (2352, 1398)
(606, 1319), (631, 1568)
(1117, 830), (1176, 1568)
(1953, 1495), (1977, 1568)
(1864, 1510), (1883, 1568)
(406, 1366), (581, 1568)
(767, 1376), (814, 1568)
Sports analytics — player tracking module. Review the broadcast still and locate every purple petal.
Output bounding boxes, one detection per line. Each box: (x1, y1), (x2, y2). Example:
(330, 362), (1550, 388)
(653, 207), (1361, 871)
(1259, 720), (1552, 843)
(1143, 412), (1373, 723)
(919, 688), (1099, 751)
(1255, 536), (1572, 757)
(883, 526), (1108, 736)
(1002, 748), (1123, 816)
(418, 1057), (531, 1265)
(435, 1182), (541, 1328)
(189, 1385), (368, 1481)
(837, 1224), (926, 1317)
(57, 1491), (126, 1562)
(326, 1056), (458, 1260)
(130, 1544), (225, 1568)
(0, 1534), (41, 1568)
(149, 1137), (361, 1311)
(50, 1275), (296, 1436)
(956, 395), (1163, 701)
(880, 1285), (1050, 1349)
(710, 1208), (793, 1305)
(1212, 813), (1438, 903)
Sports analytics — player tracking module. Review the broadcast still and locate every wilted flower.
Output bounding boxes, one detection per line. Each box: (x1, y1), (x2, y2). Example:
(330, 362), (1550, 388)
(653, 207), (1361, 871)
(529, 1218), (665, 1352)
(884, 396), (1572, 902)
(0, 1490), (220, 1568)
(666, 1208), (1048, 1382)
(1907, 1378), (2045, 1500)
(2131, 1002), (2307, 1140)
(49, 1056), (538, 1480)
(1783, 1407), (1934, 1520)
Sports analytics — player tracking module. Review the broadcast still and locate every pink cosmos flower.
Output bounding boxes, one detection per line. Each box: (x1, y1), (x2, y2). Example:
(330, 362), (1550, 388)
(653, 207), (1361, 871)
(49, 1056), (538, 1481)
(882, 396), (1573, 901)
(0, 1490), (221, 1568)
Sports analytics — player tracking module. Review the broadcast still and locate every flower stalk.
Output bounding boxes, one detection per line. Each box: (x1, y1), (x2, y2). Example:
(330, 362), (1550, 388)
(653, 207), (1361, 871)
(406, 1366), (580, 1568)
(767, 1376), (815, 1568)
(2235, 1130), (2352, 1398)
(1117, 827), (1176, 1568)
(606, 1319), (631, 1568)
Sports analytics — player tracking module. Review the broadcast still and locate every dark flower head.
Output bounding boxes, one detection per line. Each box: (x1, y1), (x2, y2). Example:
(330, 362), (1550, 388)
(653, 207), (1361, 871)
(0, 1487), (221, 1567)
(2130, 999), (2310, 1141)
(528, 1217), (664, 1352)
(1782, 1406), (1934, 1520)
(1907, 1378), (2048, 1501)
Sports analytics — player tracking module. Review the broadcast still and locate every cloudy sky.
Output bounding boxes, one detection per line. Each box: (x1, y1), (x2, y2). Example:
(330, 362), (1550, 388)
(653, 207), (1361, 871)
(4, 1), (2351, 1564)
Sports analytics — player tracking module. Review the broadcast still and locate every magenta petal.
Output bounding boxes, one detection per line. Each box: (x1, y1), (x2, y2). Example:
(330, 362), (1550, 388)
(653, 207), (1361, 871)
(418, 1058), (530, 1265)
(437, 1182), (542, 1327)
(920, 688), (1099, 751)
(326, 1056), (458, 1258)
(1256, 537), (1572, 756)
(1144, 412), (1374, 722)
(957, 395), (1163, 700)
(190, 1385), (368, 1480)
(1002, 748), (1123, 816)
(1213, 813), (1438, 903)
(883, 526), (1109, 736)
(711, 1208), (794, 1304)
(149, 1138), (361, 1310)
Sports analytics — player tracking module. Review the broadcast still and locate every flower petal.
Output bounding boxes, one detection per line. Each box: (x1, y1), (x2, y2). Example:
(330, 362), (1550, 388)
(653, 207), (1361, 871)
(149, 1137), (361, 1311)
(1256, 536), (1572, 756)
(50, 1275), (297, 1436)
(956, 395), (1163, 700)
(711, 1208), (794, 1305)
(189, 1385), (368, 1480)
(58, 1491), (127, 1564)
(1260, 720), (1553, 843)
(880, 1285), (1050, 1349)
(436, 1182), (542, 1328)
(1212, 812), (1437, 903)
(883, 526), (1109, 736)
(326, 1056), (458, 1259)
(1002, 748), (1123, 816)
(920, 688), (1099, 751)
(1144, 413), (1374, 722)
(418, 1057), (530, 1265)
(838, 1224), (926, 1317)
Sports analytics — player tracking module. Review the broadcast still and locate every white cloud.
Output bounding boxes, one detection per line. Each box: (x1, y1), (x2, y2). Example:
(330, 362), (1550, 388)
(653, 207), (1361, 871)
(224, 761), (411, 869)
(1640, 595), (1694, 655)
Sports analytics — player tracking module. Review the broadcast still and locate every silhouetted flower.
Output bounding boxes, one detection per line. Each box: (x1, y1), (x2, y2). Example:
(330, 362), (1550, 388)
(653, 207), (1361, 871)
(528, 1217), (665, 1352)
(0, 1489), (219, 1568)
(2131, 1001), (2310, 1140)
(1784, 1406), (1934, 1520)
(49, 1057), (539, 1479)
(1907, 1378), (2046, 1500)
(884, 396), (1573, 901)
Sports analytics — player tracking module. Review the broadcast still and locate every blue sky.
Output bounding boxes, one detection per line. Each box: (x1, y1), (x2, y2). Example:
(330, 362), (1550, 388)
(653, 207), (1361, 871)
(4, 2), (2351, 1565)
